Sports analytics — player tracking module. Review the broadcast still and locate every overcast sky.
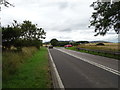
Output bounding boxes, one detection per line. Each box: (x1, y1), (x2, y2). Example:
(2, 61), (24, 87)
(0, 0), (119, 42)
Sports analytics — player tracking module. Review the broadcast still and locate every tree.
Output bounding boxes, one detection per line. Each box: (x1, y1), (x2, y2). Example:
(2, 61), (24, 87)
(96, 43), (105, 46)
(2, 20), (46, 50)
(50, 39), (58, 46)
(2, 20), (21, 49)
(76, 41), (89, 44)
(89, 0), (120, 36)
(58, 41), (69, 47)
(20, 20), (46, 40)
(0, 0), (14, 7)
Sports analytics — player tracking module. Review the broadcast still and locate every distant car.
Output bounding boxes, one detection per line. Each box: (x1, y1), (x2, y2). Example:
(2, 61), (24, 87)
(64, 44), (72, 48)
(48, 45), (53, 49)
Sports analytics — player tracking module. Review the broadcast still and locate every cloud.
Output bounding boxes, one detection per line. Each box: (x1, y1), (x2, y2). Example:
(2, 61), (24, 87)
(1, 0), (118, 42)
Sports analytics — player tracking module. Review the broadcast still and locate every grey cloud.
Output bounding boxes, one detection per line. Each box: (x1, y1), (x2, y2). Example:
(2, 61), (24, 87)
(59, 28), (72, 32)
(58, 2), (69, 9)
(55, 18), (91, 32)
(1, 0), (117, 42)
(60, 36), (71, 39)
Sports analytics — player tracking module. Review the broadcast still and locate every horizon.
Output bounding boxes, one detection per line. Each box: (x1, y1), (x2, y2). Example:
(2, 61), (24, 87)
(43, 39), (119, 43)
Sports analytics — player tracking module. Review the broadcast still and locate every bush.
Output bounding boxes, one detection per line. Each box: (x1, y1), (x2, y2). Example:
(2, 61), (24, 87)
(96, 43), (105, 46)
(72, 43), (79, 46)
(13, 39), (42, 50)
(58, 41), (69, 47)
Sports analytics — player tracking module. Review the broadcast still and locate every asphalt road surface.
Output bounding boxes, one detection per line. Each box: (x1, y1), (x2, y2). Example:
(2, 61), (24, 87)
(49, 47), (119, 88)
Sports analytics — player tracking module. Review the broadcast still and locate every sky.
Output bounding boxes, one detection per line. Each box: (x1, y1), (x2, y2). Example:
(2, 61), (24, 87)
(0, 0), (119, 42)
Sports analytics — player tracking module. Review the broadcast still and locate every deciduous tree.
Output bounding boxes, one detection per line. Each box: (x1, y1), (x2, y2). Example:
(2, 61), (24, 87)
(0, 0), (14, 7)
(89, 0), (120, 36)
(50, 38), (58, 46)
(2, 20), (46, 50)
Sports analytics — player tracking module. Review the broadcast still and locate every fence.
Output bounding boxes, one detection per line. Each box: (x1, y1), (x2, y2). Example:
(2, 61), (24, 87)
(76, 47), (120, 57)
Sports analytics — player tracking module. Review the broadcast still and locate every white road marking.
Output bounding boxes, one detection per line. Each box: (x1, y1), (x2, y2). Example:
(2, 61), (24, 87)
(55, 48), (120, 76)
(48, 49), (65, 89)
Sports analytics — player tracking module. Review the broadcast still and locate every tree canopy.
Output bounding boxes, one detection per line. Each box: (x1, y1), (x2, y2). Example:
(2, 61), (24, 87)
(0, 0), (14, 7)
(20, 21), (46, 40)
(2, 20), (46, 50)
(50, 38), (58, 46)
(89, 0), (120, 36)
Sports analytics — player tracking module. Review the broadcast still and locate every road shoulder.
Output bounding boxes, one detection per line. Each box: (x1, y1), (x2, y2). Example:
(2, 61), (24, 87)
(48, 48), (65, 89)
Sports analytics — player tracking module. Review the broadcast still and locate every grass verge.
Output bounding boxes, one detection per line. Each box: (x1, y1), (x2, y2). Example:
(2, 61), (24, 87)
(67, 47), (120, 60)
(3, 47), (52, 88)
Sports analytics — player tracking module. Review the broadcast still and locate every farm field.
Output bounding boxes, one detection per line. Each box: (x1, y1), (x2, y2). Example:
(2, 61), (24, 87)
(67, 43), (120, 60)
(78, 43), (120, 52)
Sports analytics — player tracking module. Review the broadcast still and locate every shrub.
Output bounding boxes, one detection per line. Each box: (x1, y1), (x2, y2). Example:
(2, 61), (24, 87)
(96, 43), (105, 46)
(14, 39), (42, 50)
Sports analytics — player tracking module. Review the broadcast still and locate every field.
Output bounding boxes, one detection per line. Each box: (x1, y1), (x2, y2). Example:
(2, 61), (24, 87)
(2, 47), (52, 88)
(78, 43), (120, 52)
(67, 43), (120, 60)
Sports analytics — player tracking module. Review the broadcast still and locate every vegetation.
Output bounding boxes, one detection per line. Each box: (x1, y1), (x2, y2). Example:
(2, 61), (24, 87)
(2, 19), (49, 88)
(76, 41), (89, 44)
(90, 1), (120, 36)
(67, 45), (120, 60)
(66, 42), (120, 59)
(3, 47), (38, 80)
(0, 52), (1, 89)
(3, 47), (52, 88)
(48, 40), (89, 47)
(96, 43), (105, 46)
(58, 41), (69, 47)
(2, 20), (46, 50)
(50, 38), (59, 46)
(78, 43), (119, 52)
(0, 0), (14, 7)
(71, 41), (89, 46)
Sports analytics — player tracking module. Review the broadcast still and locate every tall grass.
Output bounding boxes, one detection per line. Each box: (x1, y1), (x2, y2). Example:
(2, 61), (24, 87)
(3, 47), (52, 88)
(2, 47), (38, 80)
(0, 52), (2, 89)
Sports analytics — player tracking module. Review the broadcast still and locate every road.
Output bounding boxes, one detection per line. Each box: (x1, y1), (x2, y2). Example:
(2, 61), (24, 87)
(49, 47), (119, 88)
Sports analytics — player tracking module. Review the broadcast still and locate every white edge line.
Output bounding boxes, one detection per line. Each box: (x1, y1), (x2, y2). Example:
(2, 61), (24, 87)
(48, 48), (65, 89)
(55, 48), (120, 76)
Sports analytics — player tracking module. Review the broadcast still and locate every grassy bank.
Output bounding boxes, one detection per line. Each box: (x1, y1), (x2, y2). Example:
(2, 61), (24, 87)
(0, 52), (2, 89)
(67, 46), (120, 60)
(3, 47), (52, 88)
(3, 47), (38, 80)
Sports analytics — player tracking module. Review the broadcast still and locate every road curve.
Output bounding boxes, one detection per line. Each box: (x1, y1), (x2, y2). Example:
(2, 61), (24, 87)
(49, 48), (119, 88)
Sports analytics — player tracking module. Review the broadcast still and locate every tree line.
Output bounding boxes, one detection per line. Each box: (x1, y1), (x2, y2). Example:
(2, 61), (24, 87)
(48, 38), (89, 47)
(2, 20), (46, 50)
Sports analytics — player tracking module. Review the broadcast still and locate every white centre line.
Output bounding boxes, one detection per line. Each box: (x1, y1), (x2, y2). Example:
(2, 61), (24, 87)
(55, 48), (120, 76)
